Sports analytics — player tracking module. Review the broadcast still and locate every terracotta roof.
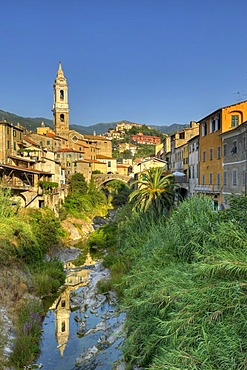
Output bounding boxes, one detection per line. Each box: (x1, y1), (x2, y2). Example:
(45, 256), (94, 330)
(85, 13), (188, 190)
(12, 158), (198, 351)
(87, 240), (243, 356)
(57, 148), (84, 153)
(0, 164), (53, 175)
(8, 155), (36, 163)
(117, 164), (129, 168)
(97, 155), (113, 160)
(198, 100), (247, 122)
(23, 136), (40, 146)
(84, 135), (110, 141)
(87, 159), (105, 164)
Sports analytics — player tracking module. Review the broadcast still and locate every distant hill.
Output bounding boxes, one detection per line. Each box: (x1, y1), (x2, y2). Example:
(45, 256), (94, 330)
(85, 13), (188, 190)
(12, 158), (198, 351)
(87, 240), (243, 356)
(150, 123), (188, 134)
(0, 110), (186, 135)
(0, 110), (53, 132)
(70, 122), (117, 135)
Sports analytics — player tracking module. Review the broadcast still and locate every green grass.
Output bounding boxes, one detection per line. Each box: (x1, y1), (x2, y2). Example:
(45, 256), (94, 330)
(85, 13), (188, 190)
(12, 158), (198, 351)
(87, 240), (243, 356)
(105, 196), (247, 369)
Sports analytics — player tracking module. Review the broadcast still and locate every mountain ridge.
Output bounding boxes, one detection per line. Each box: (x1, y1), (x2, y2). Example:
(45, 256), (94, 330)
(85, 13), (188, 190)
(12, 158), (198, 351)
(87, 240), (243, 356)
(0, 110), (187, 135)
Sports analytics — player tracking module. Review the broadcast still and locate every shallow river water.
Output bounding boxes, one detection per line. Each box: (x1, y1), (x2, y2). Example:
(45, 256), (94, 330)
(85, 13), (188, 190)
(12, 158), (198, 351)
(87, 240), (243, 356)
(36, 252), (125, 370)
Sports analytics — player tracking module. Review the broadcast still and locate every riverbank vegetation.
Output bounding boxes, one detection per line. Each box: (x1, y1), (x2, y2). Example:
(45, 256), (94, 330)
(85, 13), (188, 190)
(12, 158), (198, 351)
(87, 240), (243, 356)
(0, 174), (130, 368)
(0, 187), (66, 368)
(96, 193), (247, 369)
(61, 173), (108, 219)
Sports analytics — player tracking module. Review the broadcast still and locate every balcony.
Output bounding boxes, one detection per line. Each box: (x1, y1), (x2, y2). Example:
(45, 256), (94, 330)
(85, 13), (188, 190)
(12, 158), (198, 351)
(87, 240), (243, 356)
(194, 184), (221, 193)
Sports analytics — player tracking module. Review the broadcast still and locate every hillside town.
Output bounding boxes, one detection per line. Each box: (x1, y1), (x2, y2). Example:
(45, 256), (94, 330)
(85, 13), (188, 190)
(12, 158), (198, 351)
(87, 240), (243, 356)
(0, 62), (247, 211)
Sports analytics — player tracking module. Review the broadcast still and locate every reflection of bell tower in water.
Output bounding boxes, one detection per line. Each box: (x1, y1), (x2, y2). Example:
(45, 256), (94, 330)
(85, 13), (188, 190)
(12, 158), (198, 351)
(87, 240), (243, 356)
(52, 61), (70, 135)
(55, 290), (70, 357)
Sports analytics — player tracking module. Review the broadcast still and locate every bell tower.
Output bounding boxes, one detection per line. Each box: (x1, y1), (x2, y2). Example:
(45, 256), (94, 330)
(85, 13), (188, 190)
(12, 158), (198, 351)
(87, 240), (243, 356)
(52, 62), (70, 134)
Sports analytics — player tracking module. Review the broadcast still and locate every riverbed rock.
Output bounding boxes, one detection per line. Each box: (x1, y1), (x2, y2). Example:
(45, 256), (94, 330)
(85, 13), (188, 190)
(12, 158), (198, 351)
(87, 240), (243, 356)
(76, 345), (99, 364)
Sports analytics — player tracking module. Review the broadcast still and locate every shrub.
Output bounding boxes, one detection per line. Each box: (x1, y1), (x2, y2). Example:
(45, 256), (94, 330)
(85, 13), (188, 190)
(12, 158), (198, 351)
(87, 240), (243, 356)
(32, 259), (65, 296)
(10, 300), (43, 368)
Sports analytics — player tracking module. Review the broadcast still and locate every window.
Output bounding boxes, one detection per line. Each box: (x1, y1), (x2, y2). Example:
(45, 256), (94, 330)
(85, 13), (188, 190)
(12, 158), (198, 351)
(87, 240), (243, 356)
(243, 171), (246, 187)
(60, 114), (64, 122)
(223, 143), (227, 156)
(189, 166), (191, 178)
(232, 170), (237, 186)
(202, 122), (207, 136)
(13, 130), (16, 137)
(217, 173), (220, 190)
(61, 321), (65, 332)
(202, 151), (206, 162)
(14, 142), (16, 150)
(224, 171), (227, 186)
(217, 146), (221, 159)
(57, 153), (60, 158)
(215, 117), (219, 131)
(209, 173), (213, 185)
(231, 140), (237, 154)
(60, 90), (64, 100)
(107, 161), (111, 167)
(67, 162), (71, 167)
(46, 140), (50, 145)
(61, 300), (66, 308)
(231, 115), (239, 127)
(243, 137), (246, 151)
(7, 140), (10, 149)
(210, 119), (215, 133)
(202, 174), (205, 185)
(210, 148), (213, 160)
(192, 166), (195, 179)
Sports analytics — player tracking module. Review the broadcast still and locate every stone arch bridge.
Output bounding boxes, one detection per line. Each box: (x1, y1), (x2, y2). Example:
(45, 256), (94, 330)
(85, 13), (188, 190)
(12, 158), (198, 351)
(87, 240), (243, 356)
(92, 174), (131, 188)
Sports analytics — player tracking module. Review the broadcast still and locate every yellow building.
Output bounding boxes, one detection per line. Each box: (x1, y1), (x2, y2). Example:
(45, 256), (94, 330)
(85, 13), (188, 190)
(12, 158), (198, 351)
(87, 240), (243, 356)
(197, 100), (247, 207)
(36, 122), (54, 135)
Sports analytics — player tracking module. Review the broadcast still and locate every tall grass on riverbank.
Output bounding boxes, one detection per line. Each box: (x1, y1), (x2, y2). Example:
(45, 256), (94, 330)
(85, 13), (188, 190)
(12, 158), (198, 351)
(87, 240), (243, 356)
(108, 196), (247, 369)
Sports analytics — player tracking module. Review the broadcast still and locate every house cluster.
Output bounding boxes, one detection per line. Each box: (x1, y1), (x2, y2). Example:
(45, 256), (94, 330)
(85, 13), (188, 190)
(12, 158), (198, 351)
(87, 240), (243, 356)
(0, 63), (129, 209)
(1, 62), (246, 211)
(163, 101), (247, 209)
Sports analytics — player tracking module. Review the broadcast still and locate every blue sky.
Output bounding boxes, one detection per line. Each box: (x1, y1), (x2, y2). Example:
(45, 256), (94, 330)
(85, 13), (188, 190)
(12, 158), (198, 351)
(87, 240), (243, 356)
(1, 0), (247, 126)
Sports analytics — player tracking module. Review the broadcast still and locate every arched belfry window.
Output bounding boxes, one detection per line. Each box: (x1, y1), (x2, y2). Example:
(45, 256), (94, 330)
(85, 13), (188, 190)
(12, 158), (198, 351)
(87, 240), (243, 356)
(60, 114), (64, 122)
(61, 321), (65, 332)
(60, 90), (64, 100)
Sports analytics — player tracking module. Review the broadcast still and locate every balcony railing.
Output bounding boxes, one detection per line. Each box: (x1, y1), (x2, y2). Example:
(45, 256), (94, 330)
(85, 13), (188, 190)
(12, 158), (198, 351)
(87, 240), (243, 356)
(194, 184), (221, 193)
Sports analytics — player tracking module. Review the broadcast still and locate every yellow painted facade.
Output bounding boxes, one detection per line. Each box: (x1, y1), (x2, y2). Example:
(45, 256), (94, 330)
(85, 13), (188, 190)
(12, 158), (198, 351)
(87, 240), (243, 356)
(198, 100), (247, 204)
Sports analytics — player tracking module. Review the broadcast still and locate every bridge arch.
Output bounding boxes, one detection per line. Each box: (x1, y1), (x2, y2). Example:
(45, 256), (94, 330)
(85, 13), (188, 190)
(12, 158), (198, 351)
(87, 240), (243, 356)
(92, 174), (131, 188)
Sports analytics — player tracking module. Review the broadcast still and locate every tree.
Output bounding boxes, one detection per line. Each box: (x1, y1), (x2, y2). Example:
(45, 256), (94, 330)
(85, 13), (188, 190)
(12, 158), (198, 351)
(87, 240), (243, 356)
(69, 173), (88, 194)
(129, 167), (175, 214)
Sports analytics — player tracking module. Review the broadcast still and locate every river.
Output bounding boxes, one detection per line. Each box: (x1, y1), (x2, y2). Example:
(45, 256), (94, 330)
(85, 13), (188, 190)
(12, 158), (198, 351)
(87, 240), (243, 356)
(35, 249), (125, 370)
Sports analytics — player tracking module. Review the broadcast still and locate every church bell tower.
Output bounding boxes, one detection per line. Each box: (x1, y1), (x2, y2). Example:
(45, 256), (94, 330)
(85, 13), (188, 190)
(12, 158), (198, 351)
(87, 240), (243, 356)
(52, 62), (70, 134)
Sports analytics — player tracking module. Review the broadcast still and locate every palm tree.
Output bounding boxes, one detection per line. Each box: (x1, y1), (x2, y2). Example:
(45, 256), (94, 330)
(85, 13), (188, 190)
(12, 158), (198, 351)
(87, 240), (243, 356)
(129, 167), (175, 214)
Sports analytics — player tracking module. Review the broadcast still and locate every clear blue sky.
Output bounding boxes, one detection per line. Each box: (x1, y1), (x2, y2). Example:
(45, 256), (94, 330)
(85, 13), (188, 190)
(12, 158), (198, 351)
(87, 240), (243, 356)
(1, 0), (247, 126)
